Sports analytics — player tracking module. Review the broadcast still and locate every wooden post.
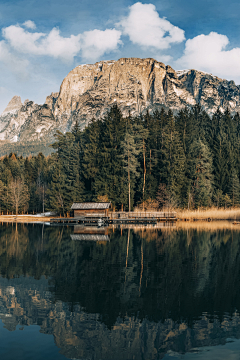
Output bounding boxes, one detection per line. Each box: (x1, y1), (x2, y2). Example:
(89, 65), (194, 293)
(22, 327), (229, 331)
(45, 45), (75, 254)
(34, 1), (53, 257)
(129, 181), (131, 212)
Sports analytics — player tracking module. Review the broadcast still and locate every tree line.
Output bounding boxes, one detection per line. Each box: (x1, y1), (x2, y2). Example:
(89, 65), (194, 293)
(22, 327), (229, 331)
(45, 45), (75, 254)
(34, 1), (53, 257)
(0, 223), (239, 327)
(0, 104), (240, 214)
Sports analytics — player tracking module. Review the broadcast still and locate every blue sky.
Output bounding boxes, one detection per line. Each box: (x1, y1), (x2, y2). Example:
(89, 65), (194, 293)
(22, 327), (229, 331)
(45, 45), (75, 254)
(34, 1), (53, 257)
(1, 0), (240, 112)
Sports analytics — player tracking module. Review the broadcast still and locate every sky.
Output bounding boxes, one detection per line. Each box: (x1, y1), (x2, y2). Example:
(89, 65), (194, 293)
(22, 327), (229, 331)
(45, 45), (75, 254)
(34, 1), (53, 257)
(1, 0), (240, 112)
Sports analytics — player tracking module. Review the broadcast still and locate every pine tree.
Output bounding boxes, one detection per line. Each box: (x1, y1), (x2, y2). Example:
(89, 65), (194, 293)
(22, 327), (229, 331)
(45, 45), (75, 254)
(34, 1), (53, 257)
(175, 107), (190, 154)
(93, 105), (126, 208)
(71, 120), (81, 143)
(132, 120), (149, 207)
(189, 139), (213, 208)
(121, 129), (140, 211)
(0, 180), (5, 214)
(212, 130), (229, 193)
(142, 111), (159, 201)
(228, 170), (240, 206)
(48, 159), (67, 215)
(82, 119), (102, 196)
(158, 110), (186, 206)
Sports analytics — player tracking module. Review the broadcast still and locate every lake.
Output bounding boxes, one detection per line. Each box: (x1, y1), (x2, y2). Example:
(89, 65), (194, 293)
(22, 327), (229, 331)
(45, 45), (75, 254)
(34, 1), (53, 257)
(0, 221), (240, 359)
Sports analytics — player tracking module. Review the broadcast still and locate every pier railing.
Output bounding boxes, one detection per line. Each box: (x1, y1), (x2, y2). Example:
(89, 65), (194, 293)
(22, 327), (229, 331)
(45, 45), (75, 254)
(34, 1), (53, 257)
(109, 211), (177, 220)
(50, 211), (177, 225)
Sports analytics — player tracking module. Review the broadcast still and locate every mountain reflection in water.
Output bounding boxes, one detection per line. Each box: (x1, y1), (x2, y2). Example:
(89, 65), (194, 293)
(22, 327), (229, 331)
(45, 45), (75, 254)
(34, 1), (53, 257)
(0, 222), (240, 359)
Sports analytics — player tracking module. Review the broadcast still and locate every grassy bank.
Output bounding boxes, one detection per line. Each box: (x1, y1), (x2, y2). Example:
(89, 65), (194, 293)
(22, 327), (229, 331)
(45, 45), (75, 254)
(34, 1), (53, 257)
(1, 207), (240, 223)
(177, 207), (240, 221)
(176, 221), (240, 231)
(0, 215), (52, 223)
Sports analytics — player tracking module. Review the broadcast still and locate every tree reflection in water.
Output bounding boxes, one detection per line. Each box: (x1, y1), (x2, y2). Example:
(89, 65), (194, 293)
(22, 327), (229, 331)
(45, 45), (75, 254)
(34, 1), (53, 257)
(0, 222), (239, 359)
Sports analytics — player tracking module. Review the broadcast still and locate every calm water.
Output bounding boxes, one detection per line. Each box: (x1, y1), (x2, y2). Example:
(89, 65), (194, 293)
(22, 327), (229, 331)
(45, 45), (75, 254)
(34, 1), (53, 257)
(0, 222), (240, 359)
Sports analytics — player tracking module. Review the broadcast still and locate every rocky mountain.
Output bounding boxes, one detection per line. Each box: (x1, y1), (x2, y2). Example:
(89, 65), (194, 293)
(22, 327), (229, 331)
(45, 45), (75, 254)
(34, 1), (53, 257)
(1, 57), (240, 146)
(1, 277), (240, 360)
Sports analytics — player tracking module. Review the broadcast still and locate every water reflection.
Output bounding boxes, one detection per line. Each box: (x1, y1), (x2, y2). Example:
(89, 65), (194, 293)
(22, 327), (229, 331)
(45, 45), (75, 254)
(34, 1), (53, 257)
(70, 225), (110, 241)
(0, 222), (240, 359)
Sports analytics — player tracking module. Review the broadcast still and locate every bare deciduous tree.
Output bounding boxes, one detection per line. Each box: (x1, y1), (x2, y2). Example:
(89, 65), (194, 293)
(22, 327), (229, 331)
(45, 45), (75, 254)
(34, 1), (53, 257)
(8, 179), (30, 215)
(156, 183), (178, 211)
(156, 184), (169, 209)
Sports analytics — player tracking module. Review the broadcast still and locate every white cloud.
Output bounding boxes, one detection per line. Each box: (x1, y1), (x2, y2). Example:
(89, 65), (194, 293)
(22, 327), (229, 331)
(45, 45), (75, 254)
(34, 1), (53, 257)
(177, 32), (240, 80)
(81, 28), (122, 60)
(2, 24), (122, 63)
(23, 20), (36, 30)
(118, 2), (185, 49)
(3, 25), (81, 62)
(42, 28), (81, 62)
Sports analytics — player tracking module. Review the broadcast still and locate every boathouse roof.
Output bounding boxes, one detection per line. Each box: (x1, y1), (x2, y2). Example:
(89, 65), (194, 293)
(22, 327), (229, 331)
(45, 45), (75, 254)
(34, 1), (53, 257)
(71, 202), (111, 210)
(70, 234), (110, 241)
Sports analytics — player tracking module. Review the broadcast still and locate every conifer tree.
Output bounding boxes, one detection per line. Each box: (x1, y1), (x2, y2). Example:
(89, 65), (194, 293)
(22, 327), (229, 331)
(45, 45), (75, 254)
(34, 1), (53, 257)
(212, 130), (229, 193)
(189, 139), (213, 207)
(143, 111), (159, 201)
(228, 169), (240, 206)
(0, 180), (5, 214)
(132, 120), (149, 207)
(71, 120), (81, 143)
(121, 129), (140, 211)
(158, 110), (186, 206)
(82, 119), (102, 196)
(48, 159), (67, 215)
(175, 107), (190, 154)
(93, 105), (125, 208)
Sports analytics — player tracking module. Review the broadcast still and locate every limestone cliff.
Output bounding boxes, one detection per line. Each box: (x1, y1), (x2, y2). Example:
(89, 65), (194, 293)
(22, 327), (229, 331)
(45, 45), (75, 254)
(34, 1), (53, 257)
(1, 277), (240, 360)
(1, 57), (240, 143)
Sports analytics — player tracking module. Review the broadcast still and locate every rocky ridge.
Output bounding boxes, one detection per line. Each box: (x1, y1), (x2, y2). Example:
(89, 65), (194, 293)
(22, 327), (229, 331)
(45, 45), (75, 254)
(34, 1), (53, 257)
(1, 57), (240, 144)
(1, 277), (240, 360)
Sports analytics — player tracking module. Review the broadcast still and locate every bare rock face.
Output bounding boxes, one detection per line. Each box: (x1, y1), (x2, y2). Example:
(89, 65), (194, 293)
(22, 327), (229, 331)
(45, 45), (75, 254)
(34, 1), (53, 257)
(0, 100), (56, 142)
(53, 58), (192, 127)
(2, 95), (22, 115)
(1, 277), (240, 359)
(0, 96), (23, 139)
(1, 57), (240, 144)
(178, 70), (240, 115)
(45, 92), (59, 112)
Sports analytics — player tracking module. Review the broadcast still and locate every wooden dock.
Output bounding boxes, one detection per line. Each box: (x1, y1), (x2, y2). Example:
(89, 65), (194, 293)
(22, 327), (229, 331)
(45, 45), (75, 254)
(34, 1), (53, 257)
(50, 211), (177, 225)
(110, 211), (176, 221)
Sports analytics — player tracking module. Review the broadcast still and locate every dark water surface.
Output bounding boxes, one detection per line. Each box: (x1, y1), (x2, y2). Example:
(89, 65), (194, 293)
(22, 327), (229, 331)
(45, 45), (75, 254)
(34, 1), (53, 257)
(0, 222), (240, 359)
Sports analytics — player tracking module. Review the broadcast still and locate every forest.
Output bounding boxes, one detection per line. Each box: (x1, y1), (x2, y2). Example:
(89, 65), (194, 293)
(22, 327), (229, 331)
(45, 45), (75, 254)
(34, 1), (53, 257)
(0, 223), (239, 327)
(0, 104), (240, 214)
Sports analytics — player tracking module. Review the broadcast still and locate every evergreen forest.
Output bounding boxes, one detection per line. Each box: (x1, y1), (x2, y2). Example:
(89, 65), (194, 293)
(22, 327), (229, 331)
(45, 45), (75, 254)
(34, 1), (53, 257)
(0, 104), (240, 214)
(0, 223), (240, 328)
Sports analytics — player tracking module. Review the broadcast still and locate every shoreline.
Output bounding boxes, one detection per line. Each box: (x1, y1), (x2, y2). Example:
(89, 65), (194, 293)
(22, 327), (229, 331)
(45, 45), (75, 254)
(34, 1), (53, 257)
(1, 207), (240, 223)
(0, 215), (53, 223)
(177, 208), (240, 221)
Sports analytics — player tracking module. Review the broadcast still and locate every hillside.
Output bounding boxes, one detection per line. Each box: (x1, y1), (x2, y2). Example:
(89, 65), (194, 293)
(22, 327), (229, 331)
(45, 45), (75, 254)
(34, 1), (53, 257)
(0, 57), (240, 155)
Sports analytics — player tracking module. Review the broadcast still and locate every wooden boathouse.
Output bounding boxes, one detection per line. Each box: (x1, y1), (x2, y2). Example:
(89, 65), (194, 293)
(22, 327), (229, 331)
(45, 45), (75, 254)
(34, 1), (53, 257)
(70, 225), (109, 241)
(50, 202), (177, 225)
(71, 202), (111, 218)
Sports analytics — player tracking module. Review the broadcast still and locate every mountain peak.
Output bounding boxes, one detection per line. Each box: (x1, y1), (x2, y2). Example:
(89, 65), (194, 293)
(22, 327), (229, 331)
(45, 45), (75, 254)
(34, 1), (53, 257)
(2, 96), (22, 116)
(1, 57), (240, 145)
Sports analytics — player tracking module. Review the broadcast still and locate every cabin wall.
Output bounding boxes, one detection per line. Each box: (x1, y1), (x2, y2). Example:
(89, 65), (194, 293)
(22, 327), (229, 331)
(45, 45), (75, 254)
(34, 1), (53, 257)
(74, 225), (108, 235)
(74, 209), (107, 217)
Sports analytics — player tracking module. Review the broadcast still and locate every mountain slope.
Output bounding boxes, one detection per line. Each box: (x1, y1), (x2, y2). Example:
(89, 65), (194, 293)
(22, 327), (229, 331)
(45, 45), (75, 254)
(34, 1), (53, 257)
(1, 57), (240, 145)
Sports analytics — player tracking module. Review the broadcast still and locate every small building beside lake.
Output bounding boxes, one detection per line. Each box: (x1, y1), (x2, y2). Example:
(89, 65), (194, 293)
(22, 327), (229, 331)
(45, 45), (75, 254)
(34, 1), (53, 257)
(71, 202), (111, 218)
(70, 224), (109, 241)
